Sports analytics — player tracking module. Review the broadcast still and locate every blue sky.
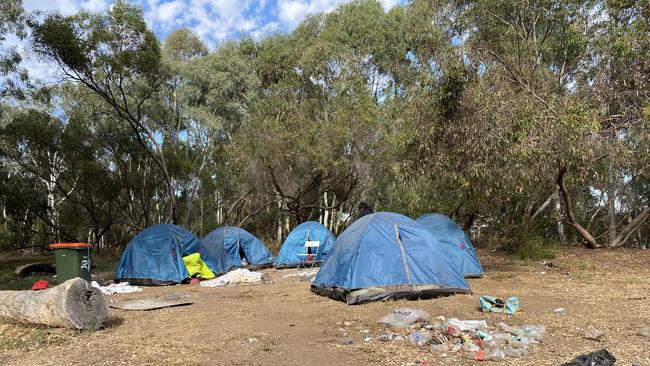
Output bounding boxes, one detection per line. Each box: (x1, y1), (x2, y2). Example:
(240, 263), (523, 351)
(23, 0), (403, 47)
(9, 0), (403, 82)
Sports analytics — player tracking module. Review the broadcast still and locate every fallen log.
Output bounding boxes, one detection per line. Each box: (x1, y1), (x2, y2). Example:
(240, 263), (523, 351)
(0, 278), (108, 330)
(14, 262), (56, 277)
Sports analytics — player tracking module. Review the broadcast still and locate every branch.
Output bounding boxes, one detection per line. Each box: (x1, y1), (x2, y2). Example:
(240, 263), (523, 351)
(531, 188), (558, 219)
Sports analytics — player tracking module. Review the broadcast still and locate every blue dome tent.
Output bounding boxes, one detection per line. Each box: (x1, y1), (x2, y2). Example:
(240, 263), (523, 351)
(274, 221), (337, 268)
(115, 224), (201, 285)
(311, 212), (470, 304)
(200, 226), (275, 274)
(416, 213), (484, 278)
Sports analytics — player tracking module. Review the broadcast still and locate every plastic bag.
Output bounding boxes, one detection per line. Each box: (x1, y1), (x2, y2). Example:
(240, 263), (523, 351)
(378, 308), (430, 328)
(480, 296), (520, 315)
(561, 349), (616, 366)
(584, 325), (604, 341)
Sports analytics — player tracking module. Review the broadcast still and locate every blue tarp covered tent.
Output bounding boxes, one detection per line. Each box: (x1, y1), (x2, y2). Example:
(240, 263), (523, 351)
(274, 221), (337, 268)
(311, 212), (470, 304)
(416, 213), (484, 278)
(115, 224), (200, 285)
(200, 226), (275, 274)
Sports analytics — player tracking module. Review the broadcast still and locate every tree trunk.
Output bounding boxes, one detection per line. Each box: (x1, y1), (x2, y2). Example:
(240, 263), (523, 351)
(322, 192), (329, 227)
(556, 167), (601, 248)
(607, 159), (617, 245)
(0, 278), (108, 330)
(609, 207), (650, 248)
(554, 193), (567, 242)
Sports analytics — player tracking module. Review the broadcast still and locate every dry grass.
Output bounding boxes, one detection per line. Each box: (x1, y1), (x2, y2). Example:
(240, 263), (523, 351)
(1, 248), (649, 366)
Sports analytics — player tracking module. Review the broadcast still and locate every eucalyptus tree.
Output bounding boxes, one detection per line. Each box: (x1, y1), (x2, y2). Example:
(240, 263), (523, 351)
(29, 1), (180, 223)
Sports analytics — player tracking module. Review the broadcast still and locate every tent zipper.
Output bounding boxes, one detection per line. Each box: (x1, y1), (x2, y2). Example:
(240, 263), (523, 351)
(393, 224), (414, 290)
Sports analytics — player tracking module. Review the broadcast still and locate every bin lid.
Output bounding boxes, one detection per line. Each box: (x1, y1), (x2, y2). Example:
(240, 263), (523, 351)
(49, 243), (94, 249)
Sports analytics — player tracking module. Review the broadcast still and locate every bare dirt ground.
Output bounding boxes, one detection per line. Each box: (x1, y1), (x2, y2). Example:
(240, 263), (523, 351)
(1, 248), (649, 366)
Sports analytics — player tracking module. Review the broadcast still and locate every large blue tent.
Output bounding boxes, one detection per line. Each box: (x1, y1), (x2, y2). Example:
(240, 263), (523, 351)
(115, 224), (200, 285)
(416, 213), (484, 278)
(311, 212), (470, 304)
(274, 221), (337, 268)
(200, 226), (275, 274)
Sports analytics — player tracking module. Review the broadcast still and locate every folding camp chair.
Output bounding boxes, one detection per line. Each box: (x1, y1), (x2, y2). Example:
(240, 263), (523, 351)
(297, 240), (320, 268)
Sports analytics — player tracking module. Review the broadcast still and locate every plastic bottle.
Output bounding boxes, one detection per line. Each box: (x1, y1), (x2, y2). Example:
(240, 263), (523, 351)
(522, 325), (545, 341)
(503, 347), (529, 358)
(462, 349), (505, 361)
(424, 320), (446, 332)
(461, 342), (481, 353)
(446, 323), (462, 337)
(408, 330), (432, 348)
(429, 343), (450, 353)
(496, 322), (522, 336)
(481, 337), (502, 350)
(497, 323), (545, 342)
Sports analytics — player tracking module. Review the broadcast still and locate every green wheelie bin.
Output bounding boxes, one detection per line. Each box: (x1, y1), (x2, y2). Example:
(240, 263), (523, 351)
(49, 243), (93, 282)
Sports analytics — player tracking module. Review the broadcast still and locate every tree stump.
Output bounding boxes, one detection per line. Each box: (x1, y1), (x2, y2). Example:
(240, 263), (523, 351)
(0, 278), (108, 330)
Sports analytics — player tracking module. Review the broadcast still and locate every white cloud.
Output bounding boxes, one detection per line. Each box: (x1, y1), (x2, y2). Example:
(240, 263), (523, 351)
(277, 0), (347, 29)
(14, 0), (407, 82)
(276, 0), (402, 30)
(148, 0), (185, 24)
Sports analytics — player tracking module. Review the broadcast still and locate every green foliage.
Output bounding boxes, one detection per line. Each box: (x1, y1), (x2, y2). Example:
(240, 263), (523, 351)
(0, 0), (647, 252)
(515, 242), (556, 261)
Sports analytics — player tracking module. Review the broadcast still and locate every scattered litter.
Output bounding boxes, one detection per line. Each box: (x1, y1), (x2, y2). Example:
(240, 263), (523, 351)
(200, 268), (264, 287)
(376, 311), (544, 361)
(248, 338), (258, 343)
(91, 281), (142, 295)
(636, 326), (650, 338)
(497, 322), (545, 342)
(363, 336), (372, 342)
(561, 349), (616, 366)
(448, 318), (488, 332)
(480, 296), (520, 315)
(378, 333), (407, 342)
(408, 330), (432, 348)
(378, 308), (430, 328)
(343, 321), (352, 326)
(430, 343), (451, 353)
(31, 280), (49, 291)
(584, 325), (605, 341)
(339, 337), (354, 345)
(542, 260), (559, 268)
(463, 349), (506, 361)
(554, 307), (566, 313)
(190, 278), (201, 285)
